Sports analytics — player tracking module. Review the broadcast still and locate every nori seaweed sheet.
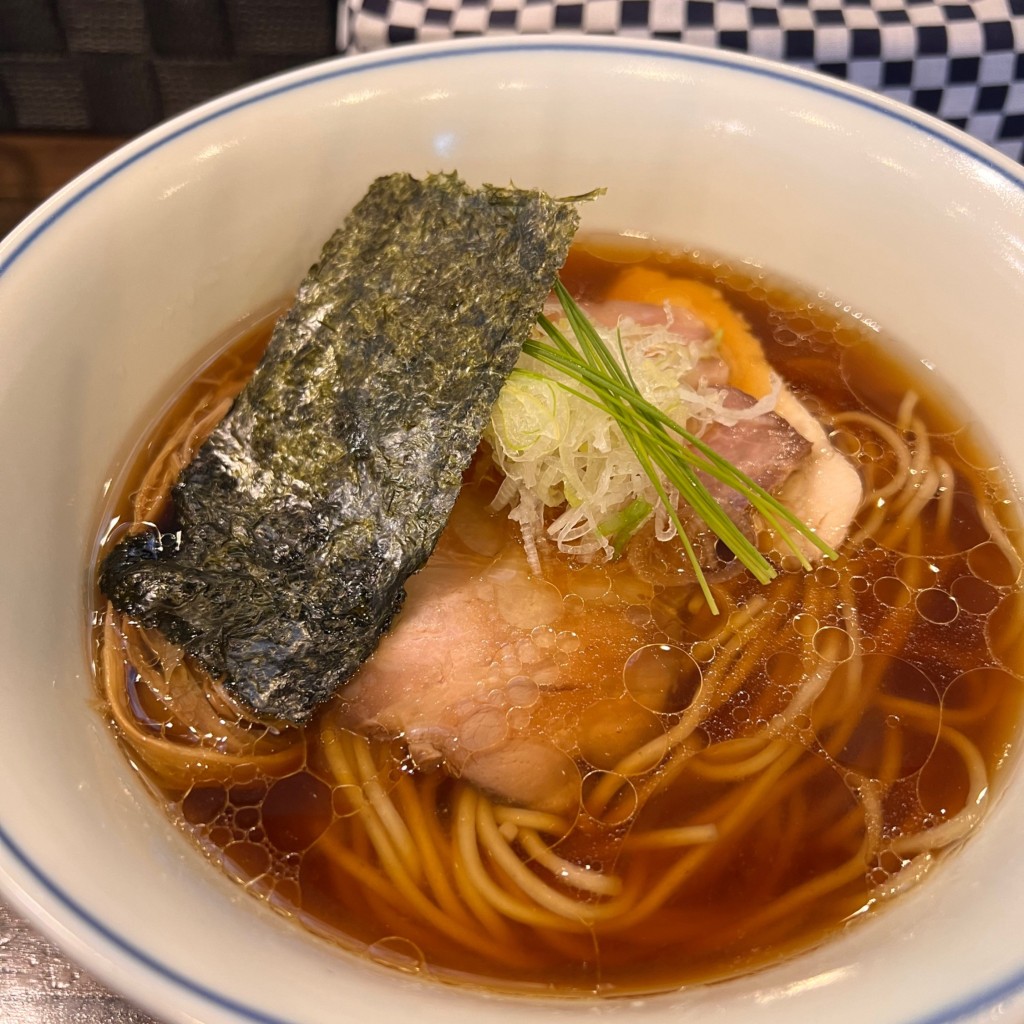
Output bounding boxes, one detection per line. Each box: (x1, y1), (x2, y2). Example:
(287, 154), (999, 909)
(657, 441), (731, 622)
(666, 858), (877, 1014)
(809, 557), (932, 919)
(100, 172), (580, 723)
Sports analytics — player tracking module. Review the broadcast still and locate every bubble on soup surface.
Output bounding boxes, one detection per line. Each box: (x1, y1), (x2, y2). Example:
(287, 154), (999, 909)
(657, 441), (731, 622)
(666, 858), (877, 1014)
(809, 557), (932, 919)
(941, 667), (1024, 757)
(578, 696), (666, 772)
(582, 770), (638, 825)
(261, 773), (333, 853)
(812, 656), (940, 781)
(812, 626), (855, 664)
(497, 576), (564, 629)
(986, 590), (1024, 669)
(968, 540), (1021, 587)
(623, 643), (701, 715)
(915, 587), (959, 625)
(874, 576), (912, 609)
(949, 574), (999, 615)
(368, 936), (426, 974)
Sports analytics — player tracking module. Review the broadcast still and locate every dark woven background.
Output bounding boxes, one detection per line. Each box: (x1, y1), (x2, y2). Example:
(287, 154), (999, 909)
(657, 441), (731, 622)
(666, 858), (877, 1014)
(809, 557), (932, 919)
(0, 0), (337, 133)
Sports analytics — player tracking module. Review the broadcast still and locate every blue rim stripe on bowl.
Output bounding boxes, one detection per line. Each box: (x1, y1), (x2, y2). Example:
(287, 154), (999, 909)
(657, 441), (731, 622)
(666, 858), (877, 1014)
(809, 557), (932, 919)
(0, 37), (1022, 1024)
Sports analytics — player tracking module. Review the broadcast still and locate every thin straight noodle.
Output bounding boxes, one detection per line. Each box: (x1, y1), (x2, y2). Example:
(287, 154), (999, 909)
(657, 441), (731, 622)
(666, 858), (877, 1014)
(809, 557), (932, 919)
(714, 775), (878, 941)
(814, 662), (879, 762)
(735, 845), (868, 939)
(667, 740), (811, 854)
(699, 735), (775, 762)
(348, 811), (372, 863)
(493, 807), (572, 835)
(852, 501), (892, 546)
(776, 791), (818, 876)
(321, 777), (528, 964)
(620, 825), (719, 851)
(315, 831), (411, 911)
(896, 391), (920, 431)
(350, 735), (423, 885)
(393, 773), (478, 928)
(133, 396), (234, 523)
(595, 599), (760, 801)
(600, 734), (702, 821)
(477, 807), (621, 933)
(890, 724), (990, 856)
(755, 791), (808, 896)
(516, 829), (624, 896)
(739, 575), (836, 730)
(602, 743), (806, 932)
(100, 610), (303, 785)
(938, 685), (1005, 727)
(586, 729), (698, 819)
(476, 804), (624, 919)
(358, 886), (436, 962)
(786, 630), (860, 745)
(886, 468), (941, 548)
(877, 695), (945, 724)
(601, 592), (793, 817)
(321, 729), (425, 892)
(877, 722), (906, 786)
(875, 851), (935, 900)
(853, 776), (884, 858)
(906, 415), (932, 478)
(974, 487), (1024, 572)
(833, 410), (912, 502)
(451, 787), (536, 939)
(454, 788), (584, 930)
(816, 801), (865, 849)
(765, 614), (852, 739)
(315, 828), (536, 967)
(686, 738), (790, 782)
(815, 594), (919, 762)
(842, 408), (938, 547)
(933, 456), (956, 534)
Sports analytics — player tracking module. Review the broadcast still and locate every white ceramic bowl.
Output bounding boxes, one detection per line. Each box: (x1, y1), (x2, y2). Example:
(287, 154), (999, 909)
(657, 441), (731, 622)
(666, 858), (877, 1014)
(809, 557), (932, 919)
(1, 36), (1023, 1024)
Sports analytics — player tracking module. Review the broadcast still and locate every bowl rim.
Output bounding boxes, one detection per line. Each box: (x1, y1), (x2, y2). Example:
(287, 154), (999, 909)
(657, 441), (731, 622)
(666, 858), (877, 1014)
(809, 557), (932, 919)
(2, 33), (1024, 1024)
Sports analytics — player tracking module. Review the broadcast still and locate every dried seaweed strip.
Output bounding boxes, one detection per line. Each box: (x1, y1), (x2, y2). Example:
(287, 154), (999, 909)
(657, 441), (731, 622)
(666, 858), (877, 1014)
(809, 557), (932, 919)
(101, 172), (580, 722)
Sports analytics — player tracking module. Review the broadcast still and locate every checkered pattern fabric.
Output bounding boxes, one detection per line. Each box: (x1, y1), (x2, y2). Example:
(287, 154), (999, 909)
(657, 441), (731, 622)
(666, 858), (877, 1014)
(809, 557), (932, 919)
(338, 0), (1024, 162)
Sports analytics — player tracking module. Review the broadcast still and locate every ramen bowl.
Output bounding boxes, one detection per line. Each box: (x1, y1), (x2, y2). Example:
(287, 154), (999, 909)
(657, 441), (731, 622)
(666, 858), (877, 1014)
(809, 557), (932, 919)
(1, 36), (1023, 1024)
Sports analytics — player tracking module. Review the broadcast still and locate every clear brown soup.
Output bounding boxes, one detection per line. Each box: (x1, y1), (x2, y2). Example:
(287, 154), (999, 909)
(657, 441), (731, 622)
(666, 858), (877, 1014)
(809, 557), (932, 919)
(92, 242), (1024, 996)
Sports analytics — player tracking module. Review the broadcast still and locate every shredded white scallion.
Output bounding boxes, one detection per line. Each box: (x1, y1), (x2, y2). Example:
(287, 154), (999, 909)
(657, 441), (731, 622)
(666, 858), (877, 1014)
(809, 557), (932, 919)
(484, 312), (777, 569)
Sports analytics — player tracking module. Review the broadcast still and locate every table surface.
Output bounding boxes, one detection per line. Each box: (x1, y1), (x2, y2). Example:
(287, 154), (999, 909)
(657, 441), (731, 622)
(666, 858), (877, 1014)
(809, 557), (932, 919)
(0, 899), (156, 1024)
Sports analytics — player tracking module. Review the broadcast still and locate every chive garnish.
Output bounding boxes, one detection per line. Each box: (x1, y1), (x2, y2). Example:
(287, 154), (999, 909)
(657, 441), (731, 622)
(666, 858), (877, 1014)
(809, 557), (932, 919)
(526, 281), (838, 612)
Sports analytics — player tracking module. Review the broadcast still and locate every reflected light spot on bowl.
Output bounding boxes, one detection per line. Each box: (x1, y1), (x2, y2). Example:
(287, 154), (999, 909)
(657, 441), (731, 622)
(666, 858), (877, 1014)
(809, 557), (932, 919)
(331, 87), (381, 107)
(433, 131), (457, 158)
(710, 118), (752, 136)
(196, 141), (237, 163)
(754, 966), (855, 1004)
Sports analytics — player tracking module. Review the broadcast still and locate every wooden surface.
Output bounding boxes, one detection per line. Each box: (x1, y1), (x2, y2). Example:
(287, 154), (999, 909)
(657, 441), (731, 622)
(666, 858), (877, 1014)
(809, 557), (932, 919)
(0, 134), (127, 238)
(0, 131), (158, 1024)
